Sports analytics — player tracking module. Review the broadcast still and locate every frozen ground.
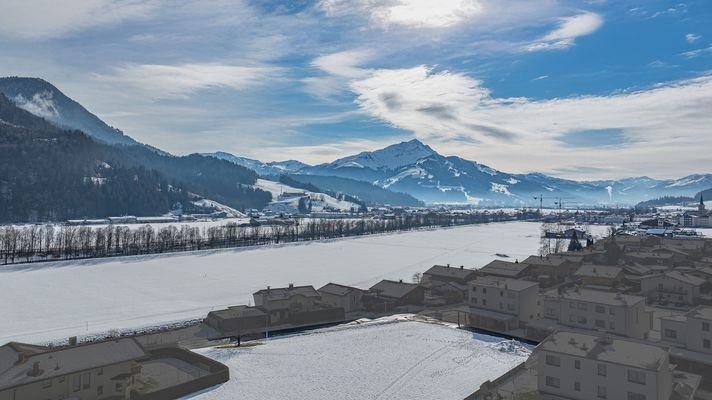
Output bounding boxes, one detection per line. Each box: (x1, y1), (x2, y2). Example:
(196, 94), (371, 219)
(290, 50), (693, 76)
(185, 316), (530, 400)
(0, 222), (609, 344)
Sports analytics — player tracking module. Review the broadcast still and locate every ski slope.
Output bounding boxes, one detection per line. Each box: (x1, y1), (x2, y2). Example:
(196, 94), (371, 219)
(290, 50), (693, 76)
(187, 317), (530, 400)
(0, 222), (609, 344)
(254, 179), (361, 212)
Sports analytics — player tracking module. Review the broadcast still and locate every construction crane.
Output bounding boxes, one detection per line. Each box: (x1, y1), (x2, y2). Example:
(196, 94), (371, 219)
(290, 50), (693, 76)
(533, 195), (576, 217)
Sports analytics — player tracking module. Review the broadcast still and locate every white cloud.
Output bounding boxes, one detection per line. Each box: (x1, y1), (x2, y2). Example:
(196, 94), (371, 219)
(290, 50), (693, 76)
(533, 75), (550, 81)
(303, 50), (374, 99)
(680, 44), (712, 59)
(94, 63), (283, 99)
(0, 0), (159, 40)
(349, 66), (712, 178)
(686, 33), (702, 43)
(526, 12), (603, 51)
(318, 0), (484, 28)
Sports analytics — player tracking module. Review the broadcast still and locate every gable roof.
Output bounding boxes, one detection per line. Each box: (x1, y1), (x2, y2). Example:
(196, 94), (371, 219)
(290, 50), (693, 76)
(686, 305), (712, 321)
(423, 264), (477, 280)
(574, 264), (624, 279)
(479, 260), (531, 277)
(369, 280), (420, 299)
(522, 255), (576, 267)
(641, 271), (706, 286)
(318, 283), (366, 296)
(470, 276), (538, 291)
(0, 338), (146, 391)
(208, 305), (266, 320)
(545, 288), (645, 307)
(253, 285), (320, 300)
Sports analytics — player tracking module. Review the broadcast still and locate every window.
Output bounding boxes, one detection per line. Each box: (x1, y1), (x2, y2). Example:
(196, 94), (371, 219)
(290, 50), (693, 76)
(507, 303), (515, 312)
(569, 301), (575, 309)
(472, 287), (477, 292)
(703, 322), (710, 332)
(658, 283), (664, 291)
(545, 376), (560, 388)
(598, 386), (607, 399)
(98, 367), (103, 376)
(545, 354), (561, 367)
(482, 299), (487, 306)
(472, 297), (478, 304)
(595, 319), (605, 328)
(628, 392), (646, 400)
(482, 288), (487, 294)
(704, 339), (711, 349)
(597, 364), (607, 376)
(664, 329), (677, 339)
(577, 316), (587, 324)
(574, 381), (581, 392)
(97, 386), (103, 396)
(73, 375), (81, 392)
(596, 305), (605, 313)
(42, 380), (52, 389)
(499, 302), (503, 310)
(609, 321), (616, 330)
(115, 383), (123, 393)
(577, 303), (588, 311)
(546, 307), (556, 317)
(574, 359), (581, 369)
(609, 307), (616, 315)
(628, 369), (646, 385)
(83, 372), (91, 389)
(569, 314), (577, 322)
(500, 290), (504, 297)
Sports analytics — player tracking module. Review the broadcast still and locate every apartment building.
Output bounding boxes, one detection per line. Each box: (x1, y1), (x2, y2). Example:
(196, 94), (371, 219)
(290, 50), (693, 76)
(640, 271), (704, 306)
(573, 264), (624, 287)
(536, 331), (699, 400)
(660, 305), (712, 354)
(542, 288), (651, 339)
(468, 276), (541, 332)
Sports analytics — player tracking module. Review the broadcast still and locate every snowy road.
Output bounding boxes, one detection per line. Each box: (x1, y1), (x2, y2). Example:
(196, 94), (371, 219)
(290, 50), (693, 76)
(187, 317), (530, 400)
(0, 222), (606, 344)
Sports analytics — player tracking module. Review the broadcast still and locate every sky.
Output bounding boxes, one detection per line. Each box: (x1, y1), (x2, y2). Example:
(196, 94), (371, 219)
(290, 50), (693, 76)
(0, 0), (711, 180)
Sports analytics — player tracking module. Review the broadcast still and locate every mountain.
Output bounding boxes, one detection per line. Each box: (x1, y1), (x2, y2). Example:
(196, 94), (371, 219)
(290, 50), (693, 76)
(0, 86), (272, 222)
(283, 174), (424, 207)
(0, 77), (138, 146)
(203, 151), (310, 176)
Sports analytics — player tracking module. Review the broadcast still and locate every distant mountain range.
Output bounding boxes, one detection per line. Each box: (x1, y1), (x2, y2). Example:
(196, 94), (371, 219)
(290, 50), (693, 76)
(205, 140), (712, 206)
(2, 75), (711, 218)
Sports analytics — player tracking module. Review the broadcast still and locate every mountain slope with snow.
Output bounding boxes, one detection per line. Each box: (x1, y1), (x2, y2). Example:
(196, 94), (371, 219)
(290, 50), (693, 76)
(203, 151), (310, 176)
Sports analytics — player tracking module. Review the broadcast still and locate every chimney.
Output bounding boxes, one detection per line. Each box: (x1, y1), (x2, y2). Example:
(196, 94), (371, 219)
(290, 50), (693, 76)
(27, 361), (41, 377)
(460, 265), (464, 270)
(288, 283), (294, 289)
(399, 279), (403, 283)
(447, 263), (450, 268)
(68, 336), (77, 346)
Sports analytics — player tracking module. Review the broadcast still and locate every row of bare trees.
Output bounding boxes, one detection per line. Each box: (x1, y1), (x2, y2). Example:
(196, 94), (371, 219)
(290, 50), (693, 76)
(0, 211), (521, 265)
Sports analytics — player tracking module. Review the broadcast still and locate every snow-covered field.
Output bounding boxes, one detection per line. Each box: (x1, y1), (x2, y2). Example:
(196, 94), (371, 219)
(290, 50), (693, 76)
(254, 178), (360, 213)
(187, 317), (530, 400)
(0, 222), (609, 344)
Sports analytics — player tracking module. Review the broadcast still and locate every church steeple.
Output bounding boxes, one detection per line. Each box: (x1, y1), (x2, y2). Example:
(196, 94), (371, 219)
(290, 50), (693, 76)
(700, 195), (706, 212)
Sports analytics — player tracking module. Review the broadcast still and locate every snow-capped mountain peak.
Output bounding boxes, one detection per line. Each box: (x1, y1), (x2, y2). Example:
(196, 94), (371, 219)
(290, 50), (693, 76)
(325, 139), (438, 171)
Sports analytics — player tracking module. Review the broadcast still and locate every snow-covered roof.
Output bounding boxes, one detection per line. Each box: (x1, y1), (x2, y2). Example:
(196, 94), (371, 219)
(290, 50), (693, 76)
(574, 264), (623, 279)
(423, 264), (477, 280)
(253, 285), (320, 300)
(479, 260), (532, 277)
(318, 283), (365, 297)
(369, 280), (420, 299)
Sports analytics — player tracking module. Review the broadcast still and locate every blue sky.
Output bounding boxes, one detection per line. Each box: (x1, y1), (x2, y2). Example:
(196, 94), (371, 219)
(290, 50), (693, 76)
(1, 0), (711, 179)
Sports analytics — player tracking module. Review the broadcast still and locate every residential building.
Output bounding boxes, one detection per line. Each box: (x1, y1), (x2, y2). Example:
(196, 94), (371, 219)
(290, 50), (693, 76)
(0, 338), (146, 400)
(205, 305), (268, 337)
(364, 280), (425, 311)
(573, 264), (624, 287)
(252, 284), (344, 327)
(660, 305), (712, 354)
(542, 288), (651, 339)
(468, 276), (541, 332)
(522, 255), (581, 280)
(640, 271), (704, 305)
(536, 331), (699, 400)
(317, 283), (366, 313)
(478, 260), (533, 279)
(421, 265), (477, 303)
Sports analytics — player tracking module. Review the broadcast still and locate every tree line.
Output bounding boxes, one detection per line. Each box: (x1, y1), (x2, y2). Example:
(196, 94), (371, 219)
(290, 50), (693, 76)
(0, 211), (523, 265)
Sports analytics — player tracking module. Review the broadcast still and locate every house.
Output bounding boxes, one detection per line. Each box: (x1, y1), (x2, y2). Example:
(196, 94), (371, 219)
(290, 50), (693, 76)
(536, 331), (700, 400)
(467, 276), (541, 333)
(660, 306), (712, 354)
(573, 264), (624, 287)
(624, 251), (677, 266)
(364, 280), (425, 311)
(205, 305), (267, 337)
(478, 260), (533, 279)
(317, 283), (366, 313)
(252, 284), (344, 327)
(542, 288), (651, 339)
(640, 271), (705, 305)
(522, 255), (581, 280)
(0, 338), (147, 400)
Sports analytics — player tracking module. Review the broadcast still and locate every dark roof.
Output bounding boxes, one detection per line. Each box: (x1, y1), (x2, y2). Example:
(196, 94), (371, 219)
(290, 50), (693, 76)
(208, 305), (266, 320)
(0, 338), (146, 391)
(479, 260), (531, 277)
(641, 271), (705, 286)
(423, 264), (477, 280)
(369, 280), (420, 299)
(522, 255), (576, 267)
(470, 276), (538, 291)
(253, 285), (320, 300)
(318, 283), (366, 296)
(574, 264), (624, 279)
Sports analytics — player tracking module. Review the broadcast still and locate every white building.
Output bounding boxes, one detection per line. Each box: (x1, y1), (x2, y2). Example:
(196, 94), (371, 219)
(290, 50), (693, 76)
(536, 331), (700, 400)
(542, 288), (651, 339)
(660, 305), (712, 355)
(467, 276), (541, 332)
(640, 271), (704, 306)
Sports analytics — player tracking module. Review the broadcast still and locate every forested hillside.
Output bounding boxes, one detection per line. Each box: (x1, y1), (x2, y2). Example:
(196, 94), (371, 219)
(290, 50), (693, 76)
(286, 174), (424, 207)
(0, 93), (270, 222)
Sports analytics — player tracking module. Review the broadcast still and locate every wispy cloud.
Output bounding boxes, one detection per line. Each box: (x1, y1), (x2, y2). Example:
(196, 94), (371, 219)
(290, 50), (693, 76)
(526, 12), (604, 51)
(94, 63), (283, 99)
(318, 0), (484, 28)
(533, 75), (550, 81)
(686, 33), (702, 43)
(0, 0), (160, 40)
(680, 44), (712, 59)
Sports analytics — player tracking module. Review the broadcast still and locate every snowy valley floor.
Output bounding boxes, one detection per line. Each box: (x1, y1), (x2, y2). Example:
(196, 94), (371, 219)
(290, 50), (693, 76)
(185, 316), (530, 400)
(0, 222), (610, 344)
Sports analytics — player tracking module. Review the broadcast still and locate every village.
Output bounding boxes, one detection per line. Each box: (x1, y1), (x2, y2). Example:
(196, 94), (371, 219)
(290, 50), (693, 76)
(2, 225), (712, 400)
